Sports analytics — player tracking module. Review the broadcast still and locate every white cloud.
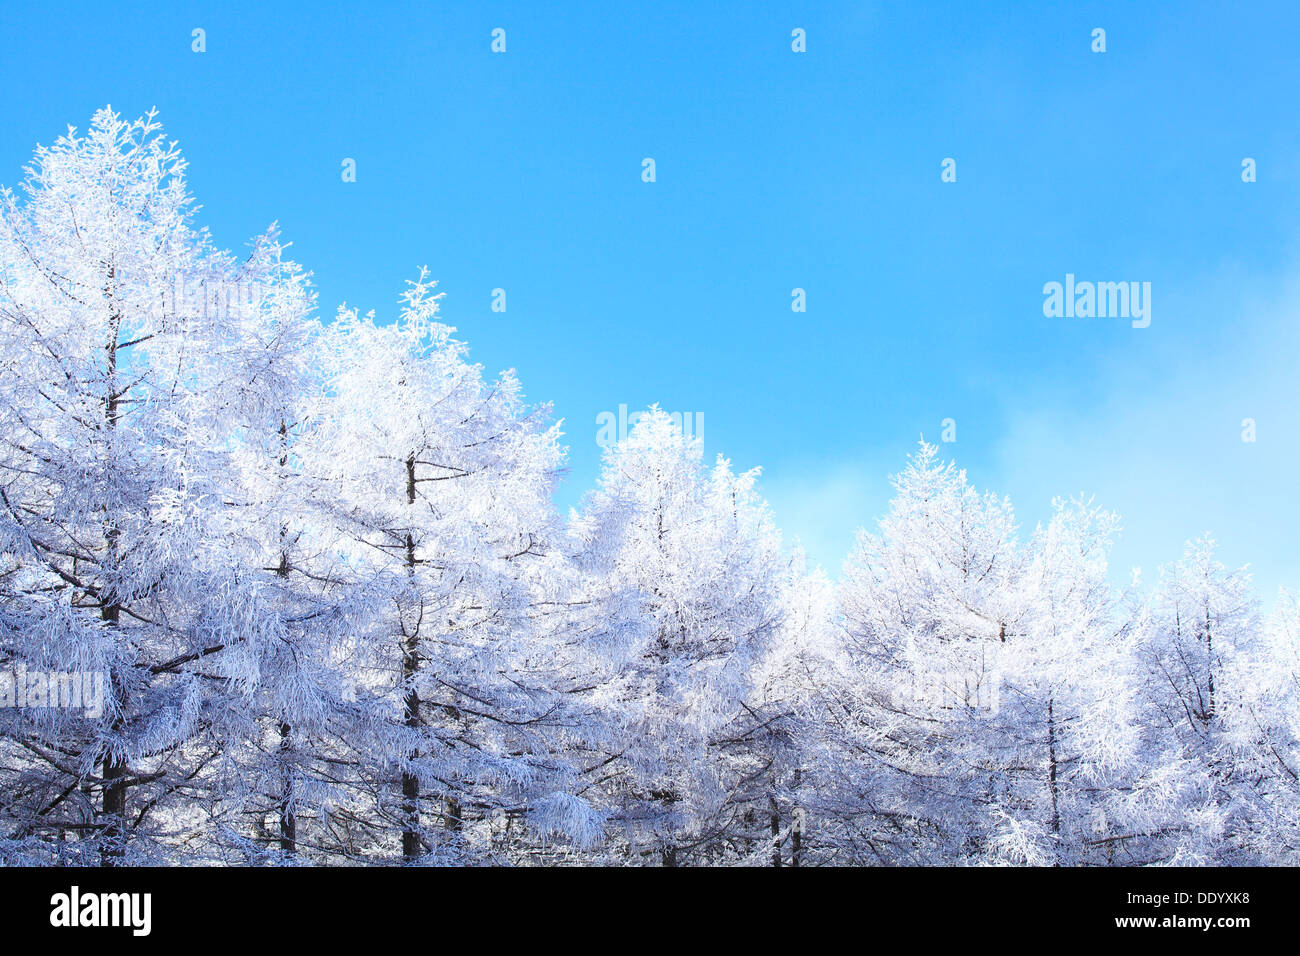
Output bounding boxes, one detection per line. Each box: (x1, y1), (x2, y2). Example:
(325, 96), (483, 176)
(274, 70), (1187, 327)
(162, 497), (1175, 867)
(991, 269), (1300, 603)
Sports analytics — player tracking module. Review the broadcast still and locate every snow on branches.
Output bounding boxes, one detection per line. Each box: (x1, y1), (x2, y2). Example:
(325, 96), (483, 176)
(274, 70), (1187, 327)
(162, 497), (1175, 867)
(0, 110), (1295, 866)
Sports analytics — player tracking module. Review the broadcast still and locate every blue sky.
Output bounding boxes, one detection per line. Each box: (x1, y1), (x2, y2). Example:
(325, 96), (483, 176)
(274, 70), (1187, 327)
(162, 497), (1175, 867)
(3, 1), (1298, 597)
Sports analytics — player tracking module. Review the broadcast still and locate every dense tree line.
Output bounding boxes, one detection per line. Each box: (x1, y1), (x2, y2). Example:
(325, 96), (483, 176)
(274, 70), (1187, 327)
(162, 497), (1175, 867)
(1, 110), (1296, 866)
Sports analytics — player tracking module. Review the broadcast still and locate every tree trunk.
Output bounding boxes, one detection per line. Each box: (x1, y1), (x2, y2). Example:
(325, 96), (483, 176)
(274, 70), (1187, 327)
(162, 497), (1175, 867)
(1204, 606), (1216, 721)
(791, 769), (803, 868)
(770, 794), (781, 867)
(400, 454), (421, 860)
(278, 721), (296, 855)
(99, 282), (127, 867)
(1047, 696), (1061, 855)
(100, 640), (127, 866)
(275, 475), (296, 856)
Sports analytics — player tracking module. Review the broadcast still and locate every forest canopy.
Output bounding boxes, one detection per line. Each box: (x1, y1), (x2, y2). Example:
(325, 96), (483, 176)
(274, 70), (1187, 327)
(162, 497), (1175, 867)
(1, 109), (1296, 867)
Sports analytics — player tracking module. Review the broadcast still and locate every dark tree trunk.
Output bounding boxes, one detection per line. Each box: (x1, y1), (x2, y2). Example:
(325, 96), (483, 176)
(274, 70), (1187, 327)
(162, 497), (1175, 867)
(1047, 697), (1061, 846)
(1205, 606), (1216, 721)
(275, 473), (297, 856)
(278, 721), (296, 854)
(791, 769), (803, 867)
(770, 794), (782, 867)
(100, 637), (127, 866)
(99, 285), (127, 867)
(401, 454), (421, 860)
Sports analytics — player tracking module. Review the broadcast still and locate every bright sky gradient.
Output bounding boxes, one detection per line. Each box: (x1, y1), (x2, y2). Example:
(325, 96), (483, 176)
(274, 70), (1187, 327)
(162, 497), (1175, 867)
(3, 1), (1297, 597)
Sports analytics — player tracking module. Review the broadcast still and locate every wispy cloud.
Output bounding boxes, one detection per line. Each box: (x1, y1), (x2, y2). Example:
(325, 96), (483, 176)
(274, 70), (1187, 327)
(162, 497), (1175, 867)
(990, 267), (1300, 601)
(762, 457), (893, 576)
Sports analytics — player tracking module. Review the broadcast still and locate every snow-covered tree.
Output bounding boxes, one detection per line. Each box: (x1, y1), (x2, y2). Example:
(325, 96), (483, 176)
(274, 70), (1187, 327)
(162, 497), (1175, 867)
(828, 442), (1023, 862)
(1125, 537), (1263, 863)
(569, 408), (785, 864)
(984, 497), (1138, 865)
(303, 275), (597, 862)
(1220, 589), (1300, 862)
(3, 106), (1295, 869)
(0, 107), (308, 864)
(749, 551), (838, 865)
